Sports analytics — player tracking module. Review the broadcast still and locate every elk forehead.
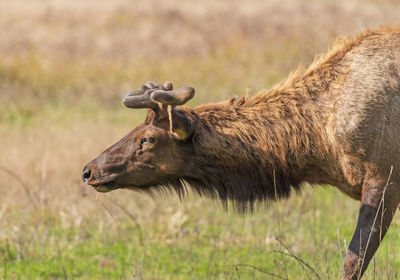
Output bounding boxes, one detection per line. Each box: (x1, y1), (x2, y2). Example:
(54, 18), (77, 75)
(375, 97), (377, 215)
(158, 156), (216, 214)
(105, 124), (168, 156)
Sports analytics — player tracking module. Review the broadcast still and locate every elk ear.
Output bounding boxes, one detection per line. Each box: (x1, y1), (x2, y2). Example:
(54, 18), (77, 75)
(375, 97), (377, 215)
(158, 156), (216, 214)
(171, 109), (194, 141)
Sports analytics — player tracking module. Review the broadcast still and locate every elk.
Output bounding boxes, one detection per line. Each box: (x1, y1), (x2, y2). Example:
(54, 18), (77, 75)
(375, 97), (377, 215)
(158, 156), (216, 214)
(82, 25), (400, 279)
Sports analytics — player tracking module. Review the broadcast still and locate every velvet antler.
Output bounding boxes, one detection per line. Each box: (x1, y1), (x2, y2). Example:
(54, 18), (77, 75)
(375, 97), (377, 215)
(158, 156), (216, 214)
(122, 81), (195, 140)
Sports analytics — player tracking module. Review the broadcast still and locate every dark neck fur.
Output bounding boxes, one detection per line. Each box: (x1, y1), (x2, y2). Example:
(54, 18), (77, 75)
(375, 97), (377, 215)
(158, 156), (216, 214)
(180, 88), (328, 211)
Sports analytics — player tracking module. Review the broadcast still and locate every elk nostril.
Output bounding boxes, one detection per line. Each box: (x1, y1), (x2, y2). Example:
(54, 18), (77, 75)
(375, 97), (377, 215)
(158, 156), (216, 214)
(82, 167), (92, 183)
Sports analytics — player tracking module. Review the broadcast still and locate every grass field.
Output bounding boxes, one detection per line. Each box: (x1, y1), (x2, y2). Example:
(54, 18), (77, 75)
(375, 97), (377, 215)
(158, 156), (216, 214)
(1, 0), (400, 279)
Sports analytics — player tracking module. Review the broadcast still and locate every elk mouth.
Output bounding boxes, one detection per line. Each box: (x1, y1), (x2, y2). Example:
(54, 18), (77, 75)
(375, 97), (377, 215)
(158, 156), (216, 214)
(88, 179), (119, 192)
(82, 165), (122, 192)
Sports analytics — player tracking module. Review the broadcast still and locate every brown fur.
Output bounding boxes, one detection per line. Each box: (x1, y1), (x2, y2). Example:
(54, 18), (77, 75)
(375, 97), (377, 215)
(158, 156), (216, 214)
(176, 24), (400, 208)
(83, 24), (400, 279)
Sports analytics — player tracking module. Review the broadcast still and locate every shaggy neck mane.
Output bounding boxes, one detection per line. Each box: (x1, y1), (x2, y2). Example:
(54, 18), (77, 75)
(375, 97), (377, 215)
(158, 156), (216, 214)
(158, 27), (368, 210)
(180, 57), (344, 211)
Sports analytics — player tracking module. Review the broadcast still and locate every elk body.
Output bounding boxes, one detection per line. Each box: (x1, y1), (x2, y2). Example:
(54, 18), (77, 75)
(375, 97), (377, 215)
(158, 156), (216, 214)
(83, 25), (400, 279)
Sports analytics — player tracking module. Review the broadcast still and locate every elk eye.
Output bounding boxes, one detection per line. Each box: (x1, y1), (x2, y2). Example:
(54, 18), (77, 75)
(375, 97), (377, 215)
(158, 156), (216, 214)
(141, 137), (155, 145)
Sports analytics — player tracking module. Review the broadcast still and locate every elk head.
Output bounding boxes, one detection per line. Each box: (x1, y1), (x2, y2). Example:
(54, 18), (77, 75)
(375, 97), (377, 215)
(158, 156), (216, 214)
(82, 81), (196, 192)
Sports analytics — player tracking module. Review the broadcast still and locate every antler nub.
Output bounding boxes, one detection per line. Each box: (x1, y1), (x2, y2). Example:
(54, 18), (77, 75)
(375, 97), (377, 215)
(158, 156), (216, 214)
(151, 87), (195, 107)
(122, 82), (158, 110)
(162, 81), (173, 91)
(122, 81), (195, 140)
(151, 86), (195, 135)
(122, 89), (158, 110)
(123, 81), (195, 110)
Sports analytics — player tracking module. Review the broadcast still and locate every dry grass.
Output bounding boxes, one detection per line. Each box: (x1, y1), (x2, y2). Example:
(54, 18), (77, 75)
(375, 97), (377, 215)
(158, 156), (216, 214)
(1, 0), (399, 60)
(1, 0), (400, 279)
(1, 0), (400, 106)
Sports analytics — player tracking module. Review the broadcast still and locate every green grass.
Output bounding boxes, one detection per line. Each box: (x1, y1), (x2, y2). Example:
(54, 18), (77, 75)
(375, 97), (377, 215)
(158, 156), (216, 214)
(1, 188), (399, 279)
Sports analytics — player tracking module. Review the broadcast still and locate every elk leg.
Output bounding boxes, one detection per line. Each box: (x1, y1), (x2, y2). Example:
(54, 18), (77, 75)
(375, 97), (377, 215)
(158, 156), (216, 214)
(342, 174), (400, 280)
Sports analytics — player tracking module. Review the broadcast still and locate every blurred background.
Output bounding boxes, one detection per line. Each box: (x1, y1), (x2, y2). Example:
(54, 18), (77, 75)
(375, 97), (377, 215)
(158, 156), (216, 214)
(1, 0), (400, 279)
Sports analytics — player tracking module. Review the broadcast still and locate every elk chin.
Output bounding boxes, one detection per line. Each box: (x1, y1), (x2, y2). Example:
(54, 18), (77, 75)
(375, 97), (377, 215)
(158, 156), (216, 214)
(93, 185), (117, 193)
(89, 182), (119, 193)
(87, 178), (119, 192)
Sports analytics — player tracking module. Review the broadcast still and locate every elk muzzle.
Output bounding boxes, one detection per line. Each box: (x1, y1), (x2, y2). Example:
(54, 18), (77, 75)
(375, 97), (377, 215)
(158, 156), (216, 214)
(81, 159), (124, 192)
